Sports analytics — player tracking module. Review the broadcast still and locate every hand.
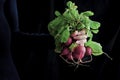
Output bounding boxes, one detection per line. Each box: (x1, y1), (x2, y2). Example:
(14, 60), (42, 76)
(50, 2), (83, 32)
(71, 29), (87, 46)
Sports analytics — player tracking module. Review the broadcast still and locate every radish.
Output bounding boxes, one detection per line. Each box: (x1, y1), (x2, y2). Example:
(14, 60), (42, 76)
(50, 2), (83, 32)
(64, 37), (72, 46)
(66, 53), (73, 60)
(72, 45), (86, 60)
(61, 47), (70, 56)
(85, 46), (92, 56)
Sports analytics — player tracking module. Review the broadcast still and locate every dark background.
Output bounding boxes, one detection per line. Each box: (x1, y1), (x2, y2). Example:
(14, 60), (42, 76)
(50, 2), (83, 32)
(12, 0), (120, 80)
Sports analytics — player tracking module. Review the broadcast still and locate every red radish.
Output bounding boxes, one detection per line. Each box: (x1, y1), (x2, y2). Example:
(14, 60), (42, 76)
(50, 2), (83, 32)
(85, 46), (92, 56)
(66, 53), (73, 60)
(61, 47), (70, 56)
(64, 37), (72, 46)
(72, 45), (86, 60)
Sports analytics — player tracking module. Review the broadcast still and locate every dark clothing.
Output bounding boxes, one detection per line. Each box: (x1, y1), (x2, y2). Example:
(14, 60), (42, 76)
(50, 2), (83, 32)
(8, 0), (120, 80)
(45, 0), (120, 80)
(0, 0), (20, 80)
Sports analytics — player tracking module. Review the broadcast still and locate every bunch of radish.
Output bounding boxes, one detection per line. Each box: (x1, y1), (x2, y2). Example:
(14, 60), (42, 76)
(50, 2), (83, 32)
(60, 29), (93, 65)
(48, 1), (112, 68)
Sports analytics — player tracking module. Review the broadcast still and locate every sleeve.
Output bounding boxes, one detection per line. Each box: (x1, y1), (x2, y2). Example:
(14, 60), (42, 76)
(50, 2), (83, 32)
(4, 0), (19, 32)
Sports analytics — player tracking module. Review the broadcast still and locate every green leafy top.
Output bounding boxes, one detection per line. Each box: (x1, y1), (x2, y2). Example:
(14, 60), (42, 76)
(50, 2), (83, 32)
(48, 1), (103, 56)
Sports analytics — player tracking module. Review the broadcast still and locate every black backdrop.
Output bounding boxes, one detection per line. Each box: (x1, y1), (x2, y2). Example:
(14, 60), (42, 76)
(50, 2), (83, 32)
(12, 0), (120, 80)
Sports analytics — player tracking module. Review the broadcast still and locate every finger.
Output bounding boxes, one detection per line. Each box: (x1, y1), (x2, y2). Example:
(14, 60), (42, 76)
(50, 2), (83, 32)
(76, 39), (87, 46)
(78, 29), (86, 35)
(71, 30), (79, 37)
(73, 35), (87, 40)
